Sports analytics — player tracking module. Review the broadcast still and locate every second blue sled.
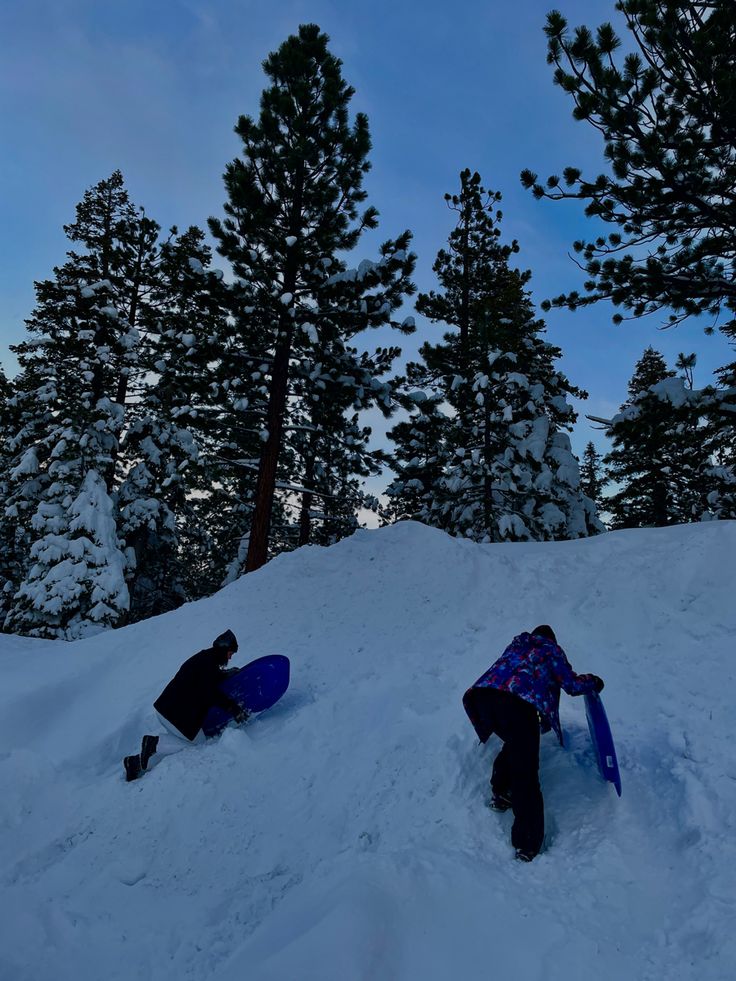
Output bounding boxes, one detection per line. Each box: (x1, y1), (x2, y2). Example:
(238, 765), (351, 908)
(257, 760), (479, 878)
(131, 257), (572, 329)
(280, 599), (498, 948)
(584, 691), (622, 797)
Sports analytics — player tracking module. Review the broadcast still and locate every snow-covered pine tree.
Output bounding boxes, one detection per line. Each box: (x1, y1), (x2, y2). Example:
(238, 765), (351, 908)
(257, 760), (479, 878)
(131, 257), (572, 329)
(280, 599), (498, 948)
(289, 369), (374, 546)
(5, 174), (159, 634)
(0, 366), (20, 627)
(4, 173), (224, 635)
(394, 170), (601, 542)
(209, 24), (415, 573)
(0, 364), (10, 422)
(9, 470), (128, 639)
(383, 365), (449, 524)
(603, 348), (711, 528)
(579, 441), (606, 516)
(117, 226), (231, 617)
(523, 4), (736, 523)
(701, 362), (736, 519)
(3, 173), (150, 635)
(286, 336), (404, 546)
(523, 2), (736, 346)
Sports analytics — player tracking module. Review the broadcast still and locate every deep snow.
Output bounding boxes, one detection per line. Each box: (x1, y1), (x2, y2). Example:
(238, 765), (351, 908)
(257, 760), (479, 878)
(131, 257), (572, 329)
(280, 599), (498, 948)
(1, 520), (735, 981)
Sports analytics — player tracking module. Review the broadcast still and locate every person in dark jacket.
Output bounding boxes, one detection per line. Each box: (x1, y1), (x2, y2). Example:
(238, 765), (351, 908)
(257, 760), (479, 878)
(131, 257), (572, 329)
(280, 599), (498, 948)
(123, 629), (247, 782)
(462, 625), (604, 862)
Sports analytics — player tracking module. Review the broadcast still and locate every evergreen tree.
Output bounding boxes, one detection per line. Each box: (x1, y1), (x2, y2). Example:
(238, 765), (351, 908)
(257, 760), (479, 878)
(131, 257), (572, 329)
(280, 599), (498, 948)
(523, 3), (736, 510)
(209, 23), (415, 573)
(0, 367), (19, 627)
(8, 470), (128, 639)
(603, 348), (710, 527)
(522, 2), (736, 344)
(383, 381), (448, 525)
(700, 363), (736, 519)
(117, 227), (231, 617)
(3, 173), (229, 634)
(388, 170), (601, 542)
(3, 173), (157, 634)
(579, 441), (606, 515)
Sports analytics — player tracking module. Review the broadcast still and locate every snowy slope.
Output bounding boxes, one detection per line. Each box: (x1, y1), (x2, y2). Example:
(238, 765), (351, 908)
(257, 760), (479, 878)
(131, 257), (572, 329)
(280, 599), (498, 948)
(1, 521), (735, 981)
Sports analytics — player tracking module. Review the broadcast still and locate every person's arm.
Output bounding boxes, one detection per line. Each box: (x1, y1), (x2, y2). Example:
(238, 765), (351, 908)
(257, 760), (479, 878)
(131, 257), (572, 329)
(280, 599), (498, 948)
(551, 646), (603, 695)
(210, 685), (243, 716)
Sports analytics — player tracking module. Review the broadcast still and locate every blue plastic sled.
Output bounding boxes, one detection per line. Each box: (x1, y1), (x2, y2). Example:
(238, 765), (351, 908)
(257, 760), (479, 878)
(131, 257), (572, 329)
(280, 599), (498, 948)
(202, 654), (290, 738)
(584, 691), (622, 797)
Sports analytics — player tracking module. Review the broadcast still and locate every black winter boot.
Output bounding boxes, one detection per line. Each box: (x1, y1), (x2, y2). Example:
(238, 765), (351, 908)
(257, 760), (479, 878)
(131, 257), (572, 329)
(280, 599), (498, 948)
(124, 755), (143, 782)
(140, 735), (159, 770)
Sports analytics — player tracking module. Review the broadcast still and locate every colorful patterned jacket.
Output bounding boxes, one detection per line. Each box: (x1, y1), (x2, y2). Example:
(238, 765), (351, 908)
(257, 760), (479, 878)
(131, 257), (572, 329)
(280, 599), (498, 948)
(463, 632), (598, 745)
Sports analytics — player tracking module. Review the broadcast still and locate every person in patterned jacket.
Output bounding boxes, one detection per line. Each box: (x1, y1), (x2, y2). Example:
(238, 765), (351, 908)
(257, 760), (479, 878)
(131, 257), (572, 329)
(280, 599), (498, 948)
(463, 625), (603, 862)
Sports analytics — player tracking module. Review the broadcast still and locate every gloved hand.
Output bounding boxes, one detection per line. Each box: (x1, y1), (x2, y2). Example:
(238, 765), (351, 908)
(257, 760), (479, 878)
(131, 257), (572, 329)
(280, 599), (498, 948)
(590, 675), (605, 693)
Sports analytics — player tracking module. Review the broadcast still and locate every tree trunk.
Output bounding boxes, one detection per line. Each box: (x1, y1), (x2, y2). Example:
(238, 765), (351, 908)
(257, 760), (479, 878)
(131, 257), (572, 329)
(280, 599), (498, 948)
(245, 328), (293, 572)
(245, 160), (304, 572)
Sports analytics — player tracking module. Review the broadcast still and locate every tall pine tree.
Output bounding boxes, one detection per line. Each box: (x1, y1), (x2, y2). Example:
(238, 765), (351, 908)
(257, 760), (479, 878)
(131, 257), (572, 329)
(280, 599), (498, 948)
(579, 441), (606, 516)
(522, 3), (736, 506)
(3, 173), (229, 635)
(522, 2), (736, 339)
(0, 367), (19, 627)
(209, 24), (415, 573)
(603, 347), (711, 527)
(388, 170), (601, 542)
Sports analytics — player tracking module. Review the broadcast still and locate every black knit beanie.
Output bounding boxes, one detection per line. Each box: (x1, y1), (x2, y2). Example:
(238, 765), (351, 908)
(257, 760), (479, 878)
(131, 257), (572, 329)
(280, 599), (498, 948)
(213, 629), (238, 652)
(531, 624), (557, 643)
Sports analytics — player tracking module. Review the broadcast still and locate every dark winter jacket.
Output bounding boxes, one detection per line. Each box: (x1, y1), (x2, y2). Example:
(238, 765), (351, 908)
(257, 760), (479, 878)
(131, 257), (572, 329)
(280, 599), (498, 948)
(463, 632), (598, 745)
(154, 647), (241, 740)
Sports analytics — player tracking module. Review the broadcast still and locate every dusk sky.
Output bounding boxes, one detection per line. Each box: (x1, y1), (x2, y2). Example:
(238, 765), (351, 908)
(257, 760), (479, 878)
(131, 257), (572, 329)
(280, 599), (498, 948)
(2, 0), (732, 467)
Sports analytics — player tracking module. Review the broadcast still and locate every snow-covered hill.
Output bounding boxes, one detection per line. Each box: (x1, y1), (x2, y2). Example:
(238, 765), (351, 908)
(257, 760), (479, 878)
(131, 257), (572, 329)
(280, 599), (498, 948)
(1, 521), (735, 981)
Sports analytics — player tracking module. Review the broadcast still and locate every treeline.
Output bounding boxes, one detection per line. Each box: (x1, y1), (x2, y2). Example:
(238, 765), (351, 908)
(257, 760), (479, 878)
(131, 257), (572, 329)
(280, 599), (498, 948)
(2, 4), (735, 639)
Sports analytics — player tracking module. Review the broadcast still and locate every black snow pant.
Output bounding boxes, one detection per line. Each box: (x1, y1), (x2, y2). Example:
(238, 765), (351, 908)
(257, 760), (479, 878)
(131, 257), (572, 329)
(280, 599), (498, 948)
(485, 689), (544, 856)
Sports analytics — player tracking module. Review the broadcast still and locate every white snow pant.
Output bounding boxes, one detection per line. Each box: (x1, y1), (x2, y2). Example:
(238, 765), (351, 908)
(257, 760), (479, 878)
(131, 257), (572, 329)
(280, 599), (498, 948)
(148, 711), (206, 766)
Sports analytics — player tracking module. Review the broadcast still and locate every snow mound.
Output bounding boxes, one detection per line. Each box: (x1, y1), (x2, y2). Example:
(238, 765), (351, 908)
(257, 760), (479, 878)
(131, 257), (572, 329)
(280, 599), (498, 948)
(1, 520), (735, 980)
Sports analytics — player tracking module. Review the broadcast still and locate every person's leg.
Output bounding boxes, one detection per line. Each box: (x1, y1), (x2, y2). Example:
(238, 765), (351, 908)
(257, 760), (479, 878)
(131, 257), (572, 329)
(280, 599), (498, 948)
(124, 714), (205, 781)
(483, 689), (514, 807)
(491, 742), (512, 801)
(505, 700), (544, 857)
(143, 713), (205, 769)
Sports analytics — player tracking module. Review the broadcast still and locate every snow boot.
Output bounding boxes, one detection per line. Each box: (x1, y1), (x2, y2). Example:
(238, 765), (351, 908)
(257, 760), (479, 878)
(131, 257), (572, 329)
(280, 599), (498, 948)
(140, 735), (159, 770)
(515, 848), (536, 863)
(124, 754), (143, 782)
(490, 790), (512, 812)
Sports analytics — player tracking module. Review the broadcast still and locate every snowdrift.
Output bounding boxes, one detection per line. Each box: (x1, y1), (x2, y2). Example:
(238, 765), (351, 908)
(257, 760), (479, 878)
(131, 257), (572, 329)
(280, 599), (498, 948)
(1, 520), (735, 981)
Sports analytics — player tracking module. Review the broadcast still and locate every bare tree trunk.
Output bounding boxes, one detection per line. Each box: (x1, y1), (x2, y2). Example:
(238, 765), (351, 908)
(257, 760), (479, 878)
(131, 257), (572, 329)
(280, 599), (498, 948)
(245, 328), (293, 572)
(245, 160), (305, 572)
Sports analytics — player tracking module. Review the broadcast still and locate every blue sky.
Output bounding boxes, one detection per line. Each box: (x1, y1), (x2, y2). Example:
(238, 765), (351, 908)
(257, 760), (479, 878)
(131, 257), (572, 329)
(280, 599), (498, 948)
(1, 0), (733, 465)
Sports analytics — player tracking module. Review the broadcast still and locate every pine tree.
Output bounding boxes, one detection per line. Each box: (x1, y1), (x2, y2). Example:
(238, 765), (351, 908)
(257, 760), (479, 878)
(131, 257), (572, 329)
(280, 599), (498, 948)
(522, 3), (736, 509)
(383, 379), (448, 525)
(2, 174), (156, 634)
(8, 470), (129, 639)
(4, 173), (228, 634)
(579, 442), (606, 514)
(700, 364), (736, 519)
(0, 367), (19, 627)
(521, 2), (736, 343)
(603, 348), (710, 527)
(389, 170), (601, 542)
(117, 226), (231, 617)
(209, 24), (415, 573)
